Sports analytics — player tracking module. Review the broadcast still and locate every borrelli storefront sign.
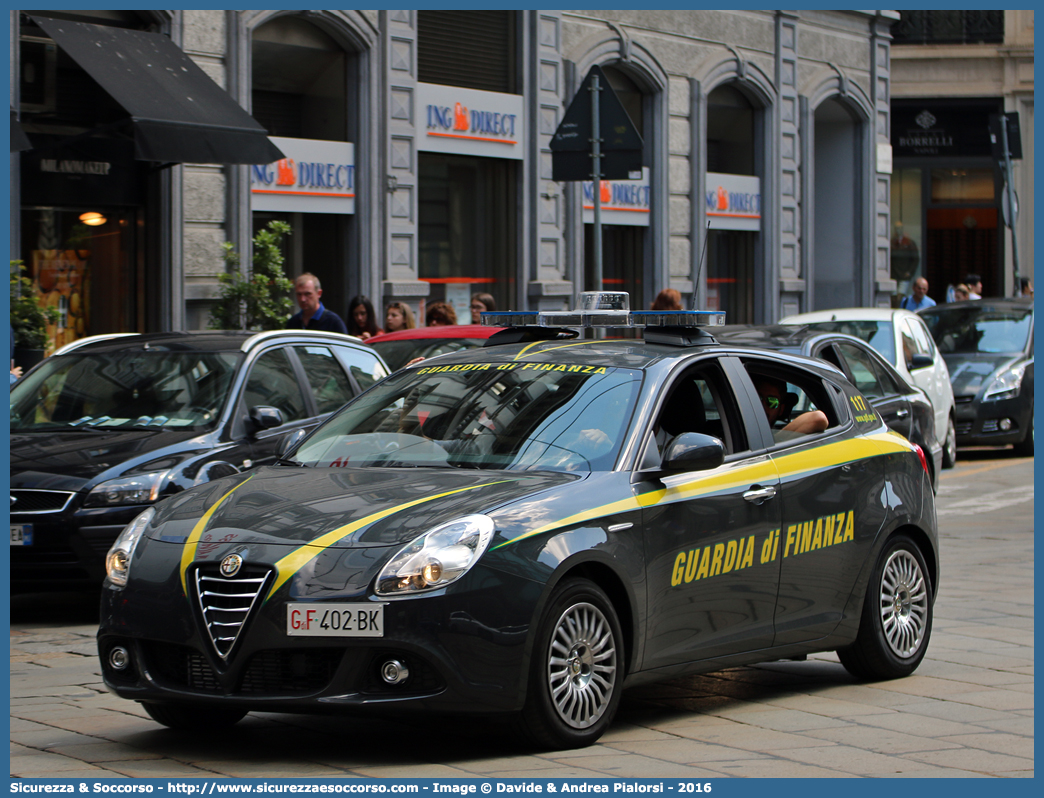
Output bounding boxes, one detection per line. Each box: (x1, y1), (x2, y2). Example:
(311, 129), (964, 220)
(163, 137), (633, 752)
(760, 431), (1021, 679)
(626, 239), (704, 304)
(582, 168), (651, 227)
(705, 172), (761, 231)
(418, 83), (524, 160)
(251, 137), (355, 214)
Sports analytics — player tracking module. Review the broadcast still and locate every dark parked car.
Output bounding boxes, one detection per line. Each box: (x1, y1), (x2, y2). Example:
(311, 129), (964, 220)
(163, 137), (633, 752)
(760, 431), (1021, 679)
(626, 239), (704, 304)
(715, 325), (942, 492)
(368, 324), (497, 370)
(918, 299), (1033, 455)
(9, 330), (390, 592)
(97, 298), (937, 749)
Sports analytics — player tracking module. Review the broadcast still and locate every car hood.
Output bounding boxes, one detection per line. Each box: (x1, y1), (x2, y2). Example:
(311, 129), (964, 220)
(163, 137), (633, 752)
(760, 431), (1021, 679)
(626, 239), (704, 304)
(941, 353), (1023, 397)
(147, 465), (578, 549)
(10, 427), (208, 490)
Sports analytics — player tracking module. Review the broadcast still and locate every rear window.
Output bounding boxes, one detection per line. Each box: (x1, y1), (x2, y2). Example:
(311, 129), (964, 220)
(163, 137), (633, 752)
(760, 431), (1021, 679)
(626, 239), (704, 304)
(801, 320), (896, 364)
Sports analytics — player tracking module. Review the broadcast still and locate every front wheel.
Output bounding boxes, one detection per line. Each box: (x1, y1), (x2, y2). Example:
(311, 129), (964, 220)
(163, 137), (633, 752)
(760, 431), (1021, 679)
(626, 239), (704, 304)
(518, 578), (623, 750)
(838, 534), (933, 680)
(941, 417), (957, 468)
(142, 701), (248, 731)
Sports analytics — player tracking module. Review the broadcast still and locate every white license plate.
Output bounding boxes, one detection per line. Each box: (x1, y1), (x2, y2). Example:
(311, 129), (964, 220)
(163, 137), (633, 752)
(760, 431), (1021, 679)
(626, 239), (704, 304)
(286, 603), (385, 637)
(10, 524), (32, 546)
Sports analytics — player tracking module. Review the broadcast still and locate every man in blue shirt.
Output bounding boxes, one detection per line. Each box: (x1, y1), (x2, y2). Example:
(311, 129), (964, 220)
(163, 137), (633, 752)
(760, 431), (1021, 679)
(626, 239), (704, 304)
(286, 273), (348, 334)
(901, 277), (936, 312)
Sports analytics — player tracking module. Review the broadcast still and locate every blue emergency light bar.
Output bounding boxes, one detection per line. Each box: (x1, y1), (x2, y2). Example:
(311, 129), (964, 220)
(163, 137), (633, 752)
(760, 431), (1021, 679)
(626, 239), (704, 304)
(482, 291), (726, 329)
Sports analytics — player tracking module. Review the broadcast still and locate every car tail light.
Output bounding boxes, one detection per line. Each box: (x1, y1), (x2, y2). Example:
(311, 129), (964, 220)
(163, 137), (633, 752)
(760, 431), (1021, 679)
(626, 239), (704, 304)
(913, 444), (930, 477)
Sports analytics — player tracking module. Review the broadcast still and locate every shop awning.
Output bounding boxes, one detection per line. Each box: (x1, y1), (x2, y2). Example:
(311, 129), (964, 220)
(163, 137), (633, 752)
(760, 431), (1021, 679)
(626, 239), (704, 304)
(31, 16), (284, 165)
(11, 109), (32, 152)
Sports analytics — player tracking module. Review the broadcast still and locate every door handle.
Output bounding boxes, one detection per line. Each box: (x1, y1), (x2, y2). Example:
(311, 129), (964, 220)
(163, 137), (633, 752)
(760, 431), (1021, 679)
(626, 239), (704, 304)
(743, 485), (777, 505)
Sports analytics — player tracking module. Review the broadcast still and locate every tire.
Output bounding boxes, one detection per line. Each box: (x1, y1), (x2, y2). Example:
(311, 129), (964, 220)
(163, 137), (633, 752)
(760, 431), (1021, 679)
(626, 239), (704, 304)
(518, 578), (623, 750)
(838, 534), (933, 680)
(1013, 410), (1033, 456)
(142, 701), (248, 731)
(941, 417), (957, 468)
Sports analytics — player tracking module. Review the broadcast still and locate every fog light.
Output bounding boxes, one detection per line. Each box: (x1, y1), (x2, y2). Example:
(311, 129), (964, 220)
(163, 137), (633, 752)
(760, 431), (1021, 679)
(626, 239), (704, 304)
(109, 646), (131, 671)
(381, 659), (410, 685)
(999, 418), (1013, 431)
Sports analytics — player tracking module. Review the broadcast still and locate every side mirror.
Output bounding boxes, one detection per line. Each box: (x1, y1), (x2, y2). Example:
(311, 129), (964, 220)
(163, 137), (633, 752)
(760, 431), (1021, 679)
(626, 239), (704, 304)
(908, 354), (934, 371)
(249, 405), (284, 432)
(278, 427), (308, 458)
(662, 432), (725, 472)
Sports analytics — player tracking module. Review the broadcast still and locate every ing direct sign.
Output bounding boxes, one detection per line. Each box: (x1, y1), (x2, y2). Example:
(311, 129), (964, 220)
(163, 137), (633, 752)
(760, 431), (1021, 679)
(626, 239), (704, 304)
(582, 167), (651, 227)
(251, 137), (355, 214)
(419, 83), (525, 160)
(705, 172), (761, 231)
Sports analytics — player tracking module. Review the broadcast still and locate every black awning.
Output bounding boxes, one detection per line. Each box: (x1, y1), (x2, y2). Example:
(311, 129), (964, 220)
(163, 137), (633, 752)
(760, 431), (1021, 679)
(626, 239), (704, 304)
(11, 109), (32, 152)
(31, 16), (284, 165)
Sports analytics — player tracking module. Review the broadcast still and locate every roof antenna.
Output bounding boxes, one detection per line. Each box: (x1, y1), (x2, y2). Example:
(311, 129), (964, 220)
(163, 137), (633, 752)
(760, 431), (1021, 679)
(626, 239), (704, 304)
(691, 220), (711, 310)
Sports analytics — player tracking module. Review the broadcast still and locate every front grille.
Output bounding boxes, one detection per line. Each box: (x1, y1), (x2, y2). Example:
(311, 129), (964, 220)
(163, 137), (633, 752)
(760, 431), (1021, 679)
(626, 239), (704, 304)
(144, 641), (223, 693)
(981, 419), (999, 433)
(955, 421), (973, 435)
(239, 649), (344, 694)
(10, 489), (75, 514)
(193, 564), (272, 659)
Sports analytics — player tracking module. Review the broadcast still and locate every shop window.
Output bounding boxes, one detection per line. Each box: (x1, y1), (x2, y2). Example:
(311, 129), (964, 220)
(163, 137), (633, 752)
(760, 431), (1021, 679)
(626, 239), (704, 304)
(418, 11), (517, 94)
(930, 168), (995, 203)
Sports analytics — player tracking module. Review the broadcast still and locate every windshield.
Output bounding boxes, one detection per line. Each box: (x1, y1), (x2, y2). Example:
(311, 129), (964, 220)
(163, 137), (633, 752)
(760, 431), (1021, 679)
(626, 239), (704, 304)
(800, 320), (896, 363)
(291, 361), (642, 473)
(10, 349), (242, 431)
(370, 338), (488, 371)
(921, 306), (1032, 354)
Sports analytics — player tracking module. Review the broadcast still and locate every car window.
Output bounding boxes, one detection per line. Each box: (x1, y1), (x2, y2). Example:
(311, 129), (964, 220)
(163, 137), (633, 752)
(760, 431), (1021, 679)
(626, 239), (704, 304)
(921, 305), (1032, 354)
(242, 348), (308, 424)
(899, 321), (918, 367)
(294, 346), (355, 415)
(908, 317), (937, 358)
(801, 320), (896, 364)
(743, 361), (837, 445)
(644, 363), (745, 468)
(835, 343), (900, 399)
(291, 362), (642, 473)
(336, 347), (390, 392)
(9, 350), (241, 431)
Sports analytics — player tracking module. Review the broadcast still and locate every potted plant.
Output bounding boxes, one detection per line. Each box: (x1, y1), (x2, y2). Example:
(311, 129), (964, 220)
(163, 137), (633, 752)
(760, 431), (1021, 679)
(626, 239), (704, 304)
(208, 221), (294, 331)
(10, 260), (60, 372)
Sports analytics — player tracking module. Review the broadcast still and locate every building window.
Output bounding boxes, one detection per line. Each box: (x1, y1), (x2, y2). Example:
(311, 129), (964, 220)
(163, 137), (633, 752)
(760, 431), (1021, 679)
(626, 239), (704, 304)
(418, 11), (517, 93)
(892, 11), (1004, 45)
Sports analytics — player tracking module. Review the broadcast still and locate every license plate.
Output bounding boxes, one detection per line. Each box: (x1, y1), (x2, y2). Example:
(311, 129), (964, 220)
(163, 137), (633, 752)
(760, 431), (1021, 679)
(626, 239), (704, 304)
(286, 603), (385, 637)
(10, 524), (32, 546)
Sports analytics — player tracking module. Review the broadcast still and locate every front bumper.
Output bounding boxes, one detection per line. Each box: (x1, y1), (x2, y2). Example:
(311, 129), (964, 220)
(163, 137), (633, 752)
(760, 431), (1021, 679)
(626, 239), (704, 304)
(953, 393), (1033, 446)
(97, 567), (541, 716)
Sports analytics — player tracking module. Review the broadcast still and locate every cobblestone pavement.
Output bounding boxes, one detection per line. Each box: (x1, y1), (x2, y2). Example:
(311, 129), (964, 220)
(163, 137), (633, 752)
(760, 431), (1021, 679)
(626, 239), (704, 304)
(11, 451), (1033, 778)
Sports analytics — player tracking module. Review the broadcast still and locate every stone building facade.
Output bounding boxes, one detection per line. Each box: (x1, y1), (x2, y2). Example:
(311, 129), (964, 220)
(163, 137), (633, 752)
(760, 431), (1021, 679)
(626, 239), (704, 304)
(11, 9), (897, 343)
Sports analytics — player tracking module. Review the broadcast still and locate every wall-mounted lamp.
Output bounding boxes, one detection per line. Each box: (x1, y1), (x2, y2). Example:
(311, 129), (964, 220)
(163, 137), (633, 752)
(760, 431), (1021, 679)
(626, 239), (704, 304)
(79, 211), (107, 226)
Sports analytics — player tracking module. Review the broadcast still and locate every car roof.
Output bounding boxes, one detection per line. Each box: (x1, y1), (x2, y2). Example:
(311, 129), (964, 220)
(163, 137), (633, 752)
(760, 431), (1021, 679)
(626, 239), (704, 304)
(781, 307), (912, 323)
(918, 298), (1033, 313)
(369, 324), (498, 343)
(51, 329), (370, 357)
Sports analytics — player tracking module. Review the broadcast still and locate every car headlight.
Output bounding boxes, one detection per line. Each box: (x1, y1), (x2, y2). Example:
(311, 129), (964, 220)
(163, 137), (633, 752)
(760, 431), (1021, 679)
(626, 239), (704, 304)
(85, 472), (168, 506)
(375, 515), (495, 596)
(105, 507), (155, 587)
(983, 364), (1027, 402)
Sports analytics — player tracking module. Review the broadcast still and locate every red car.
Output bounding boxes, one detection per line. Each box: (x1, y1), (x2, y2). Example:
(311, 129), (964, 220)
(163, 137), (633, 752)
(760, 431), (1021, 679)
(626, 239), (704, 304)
(367, 324), (498, 370)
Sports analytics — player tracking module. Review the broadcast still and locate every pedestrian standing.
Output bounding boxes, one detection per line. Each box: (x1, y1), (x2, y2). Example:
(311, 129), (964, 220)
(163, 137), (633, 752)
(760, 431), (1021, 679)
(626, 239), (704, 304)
(426, 301), (458, 326)
(348, 296), (382, 340)
(384, 301), (417, 332)
(470, 293), (496, 324)
(965, 274), (983, 300)
(900, 277), (936, 311)
(287, 273), (348, 333)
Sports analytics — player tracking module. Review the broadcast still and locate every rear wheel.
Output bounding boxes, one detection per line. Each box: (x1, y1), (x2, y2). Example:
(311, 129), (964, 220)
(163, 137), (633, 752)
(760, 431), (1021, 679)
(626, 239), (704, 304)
(838, 534), (933, 680)
(518, 579), (623, 750)
(941, 417), (957, 468)
(142, 701), (248, 731)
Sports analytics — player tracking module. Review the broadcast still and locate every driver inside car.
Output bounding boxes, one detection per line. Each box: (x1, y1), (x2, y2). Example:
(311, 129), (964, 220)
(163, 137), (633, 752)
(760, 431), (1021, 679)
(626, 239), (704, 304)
(754, 375), (828, 440)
